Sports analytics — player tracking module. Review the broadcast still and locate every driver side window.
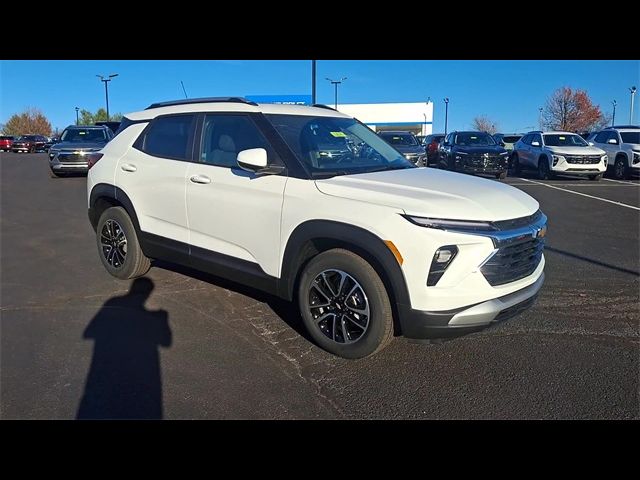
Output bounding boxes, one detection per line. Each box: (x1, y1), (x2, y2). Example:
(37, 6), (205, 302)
(200, 114), (278, 168)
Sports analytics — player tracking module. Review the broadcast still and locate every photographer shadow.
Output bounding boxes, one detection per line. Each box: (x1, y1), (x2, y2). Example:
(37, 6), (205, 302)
(77, 278), (171, 420)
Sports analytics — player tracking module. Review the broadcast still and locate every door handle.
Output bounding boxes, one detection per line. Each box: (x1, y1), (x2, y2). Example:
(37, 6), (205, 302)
(190, 174), (211, 184)
(121, 163), (137, 172)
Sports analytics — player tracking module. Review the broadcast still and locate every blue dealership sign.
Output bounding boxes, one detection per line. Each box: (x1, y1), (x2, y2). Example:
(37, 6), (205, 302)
(245, 94), (312, 105)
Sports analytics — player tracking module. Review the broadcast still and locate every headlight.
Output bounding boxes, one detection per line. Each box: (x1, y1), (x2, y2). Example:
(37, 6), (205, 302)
(402, 215), (496, 232)
(633, 152), (640, 164)
(602, 155), (608, 165)
(427, 245), (459, 286)
(552, 154), (564, 166)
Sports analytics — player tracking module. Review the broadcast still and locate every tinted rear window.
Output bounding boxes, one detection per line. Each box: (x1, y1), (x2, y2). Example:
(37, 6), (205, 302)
(139, 114), (195, 160)
(502, 136), (522, 143)
(0, 136), (14, 140)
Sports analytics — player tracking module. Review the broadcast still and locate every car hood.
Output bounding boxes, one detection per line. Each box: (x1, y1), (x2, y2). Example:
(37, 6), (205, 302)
(455, 146), (507, 155)
(315, 168), (539, 221)
(392, 145), (425, 154)
(622, 142), (640, 151)
(546, 145), (605, 155)
(52, 141), (106, 150)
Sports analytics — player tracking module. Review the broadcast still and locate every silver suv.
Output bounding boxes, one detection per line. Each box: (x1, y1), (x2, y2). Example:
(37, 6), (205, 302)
(512, 131), (607, 181)
(590, 126), (640, 180)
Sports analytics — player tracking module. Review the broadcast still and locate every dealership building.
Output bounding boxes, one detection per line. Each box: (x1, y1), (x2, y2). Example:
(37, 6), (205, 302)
(246, 95), (434, 136)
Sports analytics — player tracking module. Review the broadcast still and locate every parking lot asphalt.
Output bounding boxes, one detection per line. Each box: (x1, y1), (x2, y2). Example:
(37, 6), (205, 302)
(1, 152), (638, 419)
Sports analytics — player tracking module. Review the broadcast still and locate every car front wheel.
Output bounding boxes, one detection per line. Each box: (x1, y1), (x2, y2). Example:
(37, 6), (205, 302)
(297, 248), (394, 359)
(538, 158), (552, 180)
(613, 157), (629, 180)
(96, 206), (151, 280)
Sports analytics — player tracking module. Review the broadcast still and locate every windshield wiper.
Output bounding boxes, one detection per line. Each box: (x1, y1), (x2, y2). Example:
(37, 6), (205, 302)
(311, 170), (351, 179)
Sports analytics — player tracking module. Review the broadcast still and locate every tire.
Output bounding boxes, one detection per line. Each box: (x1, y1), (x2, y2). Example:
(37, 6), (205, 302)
(512, 153), (521, 175)
(613, 157), (629, 180)
(496, 171), (507, 180)
(49, 169), (61, 178)
(96, 206), (150, 280)
(538, 157), (552, 180)
(297, 248), (394, 359)
(588, 173), (603, 181)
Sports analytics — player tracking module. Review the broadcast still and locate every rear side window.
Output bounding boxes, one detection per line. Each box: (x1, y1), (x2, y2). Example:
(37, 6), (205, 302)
(138, 114), (196, 161)
(594, 131), (608, 143)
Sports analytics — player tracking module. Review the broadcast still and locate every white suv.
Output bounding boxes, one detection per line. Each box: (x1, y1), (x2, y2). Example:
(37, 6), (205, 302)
(590, 126), (640, 179)
(87, 97), (547, 358)
(512, 131), (608, 180)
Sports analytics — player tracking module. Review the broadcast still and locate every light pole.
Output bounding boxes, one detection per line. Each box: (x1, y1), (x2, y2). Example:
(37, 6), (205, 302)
(75, 107), (79, 125)
(311, 60), (317, 105)
(612, 100), (617, 126)
(629, 86), (637, 124)
(326, 77), (347, 110)
(96, 73), (119, 121)
(538, 107), (543, 129)
(443, 98), (449, 136)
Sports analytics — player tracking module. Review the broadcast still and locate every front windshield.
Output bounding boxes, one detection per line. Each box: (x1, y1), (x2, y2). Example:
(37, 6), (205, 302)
(543, 134), (588, 147)
(265, 115), (415, 177)
(502, 136), (522, 143)
(454, 133), (496, 146)
(620, 132), (640, 144)
(60, 128), (107, 143)
(380, 133), (418, 146)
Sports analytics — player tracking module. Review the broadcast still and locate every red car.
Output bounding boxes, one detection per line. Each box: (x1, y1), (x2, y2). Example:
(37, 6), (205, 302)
(0, 135), (15, 152)
(11, 135), (47, 153)
(423, 133), (445, 166)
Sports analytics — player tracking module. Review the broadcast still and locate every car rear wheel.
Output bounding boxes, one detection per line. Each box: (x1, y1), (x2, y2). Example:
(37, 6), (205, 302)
(496, 171), (507, 180)
(297, 248), (394, 359)
(96, 206), (151, 280)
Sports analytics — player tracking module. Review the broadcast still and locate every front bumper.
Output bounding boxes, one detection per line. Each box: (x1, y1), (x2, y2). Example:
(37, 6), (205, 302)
(51, 161), (89, 172)
(398, 272), (544, 339)
(455, 157), (509, 174)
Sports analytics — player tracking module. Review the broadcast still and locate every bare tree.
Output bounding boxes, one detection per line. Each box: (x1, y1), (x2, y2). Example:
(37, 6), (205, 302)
(472, 116), (499, 134)
(542, 87), (605, 132)
(2, 108), (52, 136)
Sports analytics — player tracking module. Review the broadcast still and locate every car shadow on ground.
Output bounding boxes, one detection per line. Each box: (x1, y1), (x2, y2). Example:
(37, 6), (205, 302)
(76, 277), (172, 420)
(153, 260), (314, 343)
(544, 246), (639, 277)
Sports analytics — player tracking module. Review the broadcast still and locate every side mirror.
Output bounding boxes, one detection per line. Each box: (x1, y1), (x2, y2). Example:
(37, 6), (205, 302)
(499, 141), (506, 147)
(588, 142), (595, 146)
(237, 148), (267, 171)
(443, 141), (450, 146)
(236, 148), (285, 175)
(607, 138), (618, 144)
(531, 141), (540, 147)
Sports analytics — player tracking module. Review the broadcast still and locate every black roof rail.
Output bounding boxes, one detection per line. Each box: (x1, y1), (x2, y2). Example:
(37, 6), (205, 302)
(145, 97), (258, 110)
(311, 103), (336, 111)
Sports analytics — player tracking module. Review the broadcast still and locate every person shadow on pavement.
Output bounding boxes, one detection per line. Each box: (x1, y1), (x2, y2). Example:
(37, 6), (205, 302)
(76, 278), (172, 420)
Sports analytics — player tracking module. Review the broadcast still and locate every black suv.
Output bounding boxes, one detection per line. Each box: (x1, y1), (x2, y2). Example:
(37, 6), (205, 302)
(438, 131), (510, 179)
(47, 125), (113, 177)
(378, 131), (426, 166)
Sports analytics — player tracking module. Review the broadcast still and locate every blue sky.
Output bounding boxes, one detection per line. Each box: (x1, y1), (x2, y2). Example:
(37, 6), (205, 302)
(1, 60), (638, 132)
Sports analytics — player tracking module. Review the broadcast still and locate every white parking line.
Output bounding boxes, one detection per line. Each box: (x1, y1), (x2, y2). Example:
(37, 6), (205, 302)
(602, 178), (640, 186)
(518, 178), (640, 211)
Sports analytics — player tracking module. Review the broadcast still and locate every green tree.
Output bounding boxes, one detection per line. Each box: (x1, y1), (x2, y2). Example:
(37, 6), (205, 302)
(77, 108), (122, 125)
(2, 108), (52, 136)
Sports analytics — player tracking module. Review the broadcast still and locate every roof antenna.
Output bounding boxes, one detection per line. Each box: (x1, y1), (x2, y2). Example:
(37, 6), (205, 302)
(180, 81), (188, 99)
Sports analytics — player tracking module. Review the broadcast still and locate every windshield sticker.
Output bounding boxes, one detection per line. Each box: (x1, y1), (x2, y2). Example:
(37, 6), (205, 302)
(330, 131), (347, 138)
(559, 136), (565, 140)
(79, 131), (86, 135)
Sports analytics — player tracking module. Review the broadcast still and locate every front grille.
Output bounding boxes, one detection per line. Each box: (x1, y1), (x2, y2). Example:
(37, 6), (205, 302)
(565, 154), (601, 164)
(481, 236), (544, 286)
(58, 153), (87, 163)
